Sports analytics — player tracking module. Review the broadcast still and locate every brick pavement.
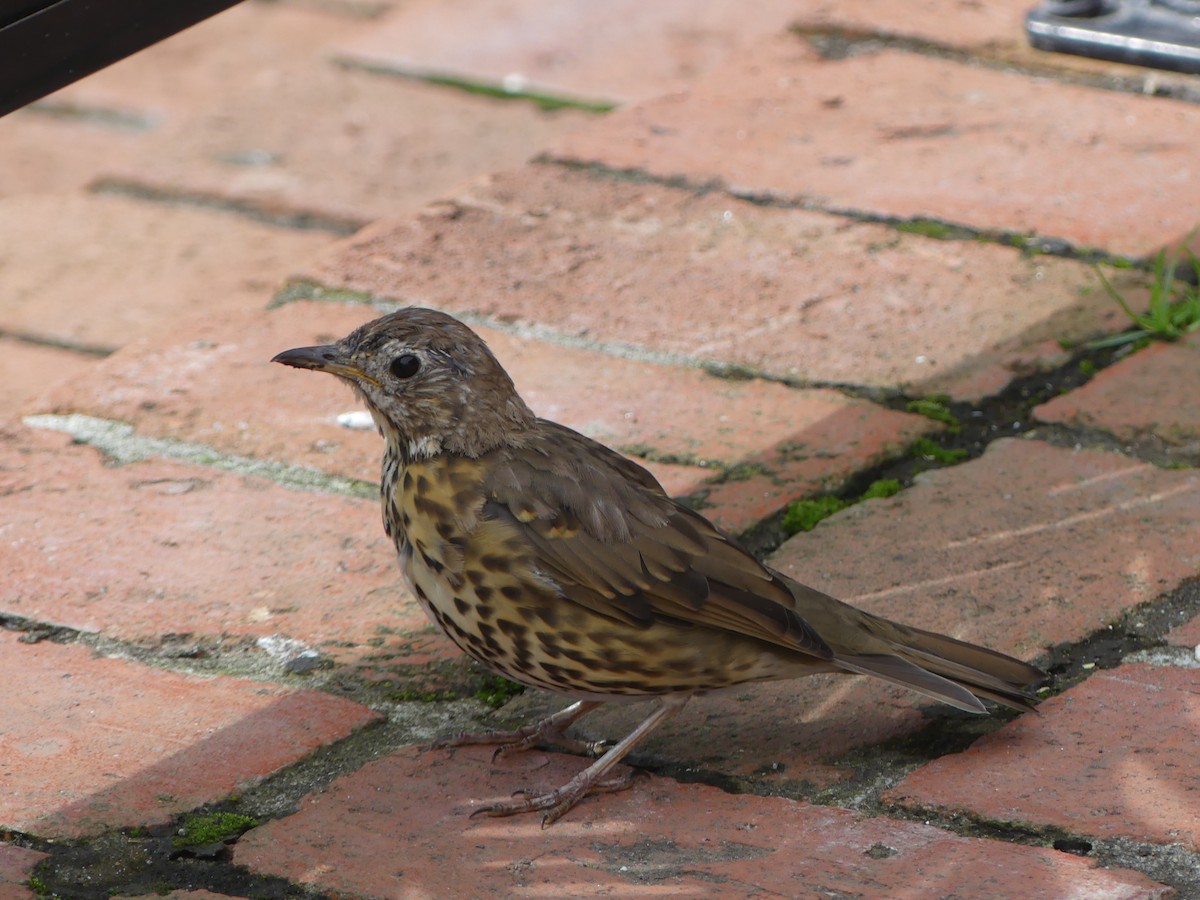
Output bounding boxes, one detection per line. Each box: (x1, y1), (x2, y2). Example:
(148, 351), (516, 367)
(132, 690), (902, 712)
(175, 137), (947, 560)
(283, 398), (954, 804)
(2, 1), (1198, 897)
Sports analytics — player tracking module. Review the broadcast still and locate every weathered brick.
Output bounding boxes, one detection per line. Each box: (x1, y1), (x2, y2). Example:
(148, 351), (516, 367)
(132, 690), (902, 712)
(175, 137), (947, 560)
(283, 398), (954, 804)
(0, 631), (377, 839)
(335, 0), (805, 104)
(0, 425), (455, 680)
(301, 166), (1138, 400)
(0, 843), (46, 897)
(0, 195), (328, 351)
(236, 745), (1171, 898)
(889, 662), (1200, 851)
(550, 35), (1200, 257)
(1035, 332), (1200, 463)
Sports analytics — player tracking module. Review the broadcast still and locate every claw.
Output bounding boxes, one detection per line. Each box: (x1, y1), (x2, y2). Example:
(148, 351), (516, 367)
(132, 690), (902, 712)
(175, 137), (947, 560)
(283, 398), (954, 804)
(461, 697), (690, 825)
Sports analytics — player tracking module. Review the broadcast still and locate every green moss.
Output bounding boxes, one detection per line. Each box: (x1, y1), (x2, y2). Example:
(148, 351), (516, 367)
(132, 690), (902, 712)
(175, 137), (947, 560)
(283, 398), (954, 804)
(861, 478), (902, 500)
(418, 74), (615, 112)
(781, 479), (905, 537)
(474, 674), (526, 709)
(268, 277), (377, 309)
(173, 811), (259, 848)
(895, 219), (956, 240)
(27, 874), (50, 898)
(385, 688), (456, 703)
(1078, 359), (1096, 376)
(722, 461), (770, 482)
(905, 396), (960, 433)
(909, 437), (968, 464)
(782, 496), (847, 535)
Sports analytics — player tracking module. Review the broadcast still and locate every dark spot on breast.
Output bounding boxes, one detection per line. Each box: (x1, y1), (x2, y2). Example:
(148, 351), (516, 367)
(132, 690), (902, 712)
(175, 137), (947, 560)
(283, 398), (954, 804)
(475, 604), (493, 620)
(595, 679), (654, 693)
(535, 606), (558, 627)
(561, 647), (600, 668)
(475, 585), (493, 601)
(453, 597), (470, 616)
(419, 551), (445, 574)
(403, 471), (414, 491)
(480, 554), (507, 573)
(466, 569), (484, 587)
(414, 495), (447, 517)
(416, 474), (432, 494)
(436, 521), (455, 540)
(540, 663), (573, 684)
(499, 585), (522, 601)
(476, 622), (503, 654)
(497, 619), (528, 642)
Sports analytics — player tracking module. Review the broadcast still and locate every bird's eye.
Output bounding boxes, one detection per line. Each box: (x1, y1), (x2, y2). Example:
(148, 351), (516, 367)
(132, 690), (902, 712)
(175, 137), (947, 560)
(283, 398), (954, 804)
(389, 353), (421, 379)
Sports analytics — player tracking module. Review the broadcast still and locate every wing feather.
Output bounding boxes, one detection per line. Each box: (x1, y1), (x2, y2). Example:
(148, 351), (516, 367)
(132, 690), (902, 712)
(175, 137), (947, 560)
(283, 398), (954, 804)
(484, 421), (834, 660)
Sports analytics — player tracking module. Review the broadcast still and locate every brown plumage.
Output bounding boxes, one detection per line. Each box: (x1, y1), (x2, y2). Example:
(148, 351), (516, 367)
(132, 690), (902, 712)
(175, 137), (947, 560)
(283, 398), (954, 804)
(273, 307), (1044, 825)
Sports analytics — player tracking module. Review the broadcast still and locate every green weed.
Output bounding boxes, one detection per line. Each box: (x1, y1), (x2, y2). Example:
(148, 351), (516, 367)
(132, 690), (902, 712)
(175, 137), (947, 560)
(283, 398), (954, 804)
(1089, 242), (1200, 349)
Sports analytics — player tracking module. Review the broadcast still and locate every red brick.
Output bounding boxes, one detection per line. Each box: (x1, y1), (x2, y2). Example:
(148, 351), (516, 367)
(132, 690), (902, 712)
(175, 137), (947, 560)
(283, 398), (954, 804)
(302, 166), (1138, 400)
(236, 745), (1170, 898)
(34, 301), (931, 531)
(0, 339), (96, 421)
(1035, 331), (1200, 460)
(0, 112), (146, 196)
(1166, 612), (1200, 653)
(0, 631), (377, 839)
(796, 0), (1031, 48)
(514, 438), (1199, 786)
(56, 2), (588, 227)
(0, 195), (328, 351)
(793, 0), (1200, 95)
(0, 425), (456, 679)
(46, 3), (365, 119)
(550, 36), (1200, 257)
(0, 843), (46, 896)
(335, 0), (804, 104)
(888, 663), (1200, 851)
(771, 439), (1200, 653)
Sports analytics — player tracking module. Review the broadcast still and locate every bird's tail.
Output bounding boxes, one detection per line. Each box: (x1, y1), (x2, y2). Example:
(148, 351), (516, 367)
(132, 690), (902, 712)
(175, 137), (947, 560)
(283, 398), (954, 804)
(835, 621), (1043, 714)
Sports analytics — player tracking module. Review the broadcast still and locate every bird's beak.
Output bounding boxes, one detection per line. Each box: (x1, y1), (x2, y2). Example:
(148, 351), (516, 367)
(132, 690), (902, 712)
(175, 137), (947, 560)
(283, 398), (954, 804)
(271, 344), (377, 384)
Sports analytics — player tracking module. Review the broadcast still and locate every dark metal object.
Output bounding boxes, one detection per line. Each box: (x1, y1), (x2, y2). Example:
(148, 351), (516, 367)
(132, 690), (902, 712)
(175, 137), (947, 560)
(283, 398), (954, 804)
(0, 0), (246, 119)
(1026, 0), (1200, 73)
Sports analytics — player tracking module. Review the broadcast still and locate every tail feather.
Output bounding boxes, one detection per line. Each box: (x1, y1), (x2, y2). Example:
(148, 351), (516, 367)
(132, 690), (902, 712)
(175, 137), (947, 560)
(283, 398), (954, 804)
(835, 653), (988, 713)
(784, 578), (1045, 713)
(835, 621), (1044, 714)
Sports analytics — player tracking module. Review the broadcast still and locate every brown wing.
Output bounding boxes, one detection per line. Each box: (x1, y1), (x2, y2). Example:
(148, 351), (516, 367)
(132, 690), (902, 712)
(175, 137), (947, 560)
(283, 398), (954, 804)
(482, 420), (833, 661)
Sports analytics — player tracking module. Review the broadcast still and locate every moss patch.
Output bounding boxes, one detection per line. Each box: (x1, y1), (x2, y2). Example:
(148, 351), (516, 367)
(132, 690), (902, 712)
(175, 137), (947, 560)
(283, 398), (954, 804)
(173, 812), (259, 848)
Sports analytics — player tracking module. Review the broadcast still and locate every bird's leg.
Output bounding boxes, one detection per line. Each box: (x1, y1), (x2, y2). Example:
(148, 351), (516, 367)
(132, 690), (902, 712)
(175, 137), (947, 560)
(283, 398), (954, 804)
(434, 700), (608, 758)
(473, 694), (690, 826)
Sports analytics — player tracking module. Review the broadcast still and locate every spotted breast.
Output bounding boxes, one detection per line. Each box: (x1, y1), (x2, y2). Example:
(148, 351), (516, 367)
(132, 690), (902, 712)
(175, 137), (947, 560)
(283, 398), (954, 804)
(382, 441), (822, 700)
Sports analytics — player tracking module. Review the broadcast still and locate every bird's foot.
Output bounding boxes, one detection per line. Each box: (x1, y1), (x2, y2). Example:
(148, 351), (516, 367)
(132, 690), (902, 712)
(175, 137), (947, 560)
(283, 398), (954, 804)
(433, 700), (605, 758)
(471, 769), (644, 827)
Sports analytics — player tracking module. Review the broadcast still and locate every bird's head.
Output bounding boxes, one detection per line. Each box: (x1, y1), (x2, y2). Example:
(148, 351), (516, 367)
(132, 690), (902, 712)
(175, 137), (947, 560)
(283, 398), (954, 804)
(272, 307), (535, 460)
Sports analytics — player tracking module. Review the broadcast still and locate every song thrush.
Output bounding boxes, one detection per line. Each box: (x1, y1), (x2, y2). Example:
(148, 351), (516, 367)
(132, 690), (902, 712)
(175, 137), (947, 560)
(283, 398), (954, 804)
(273, 308), (1044, 825)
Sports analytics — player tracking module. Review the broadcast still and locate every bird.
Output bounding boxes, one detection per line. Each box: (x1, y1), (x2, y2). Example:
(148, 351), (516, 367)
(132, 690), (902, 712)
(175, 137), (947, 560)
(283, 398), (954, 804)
(272, 307), (1044, 826)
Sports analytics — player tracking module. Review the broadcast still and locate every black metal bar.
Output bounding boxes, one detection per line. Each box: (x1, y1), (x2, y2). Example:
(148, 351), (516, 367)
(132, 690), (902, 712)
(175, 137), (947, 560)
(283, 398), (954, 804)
(0, 0), (247, 119)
